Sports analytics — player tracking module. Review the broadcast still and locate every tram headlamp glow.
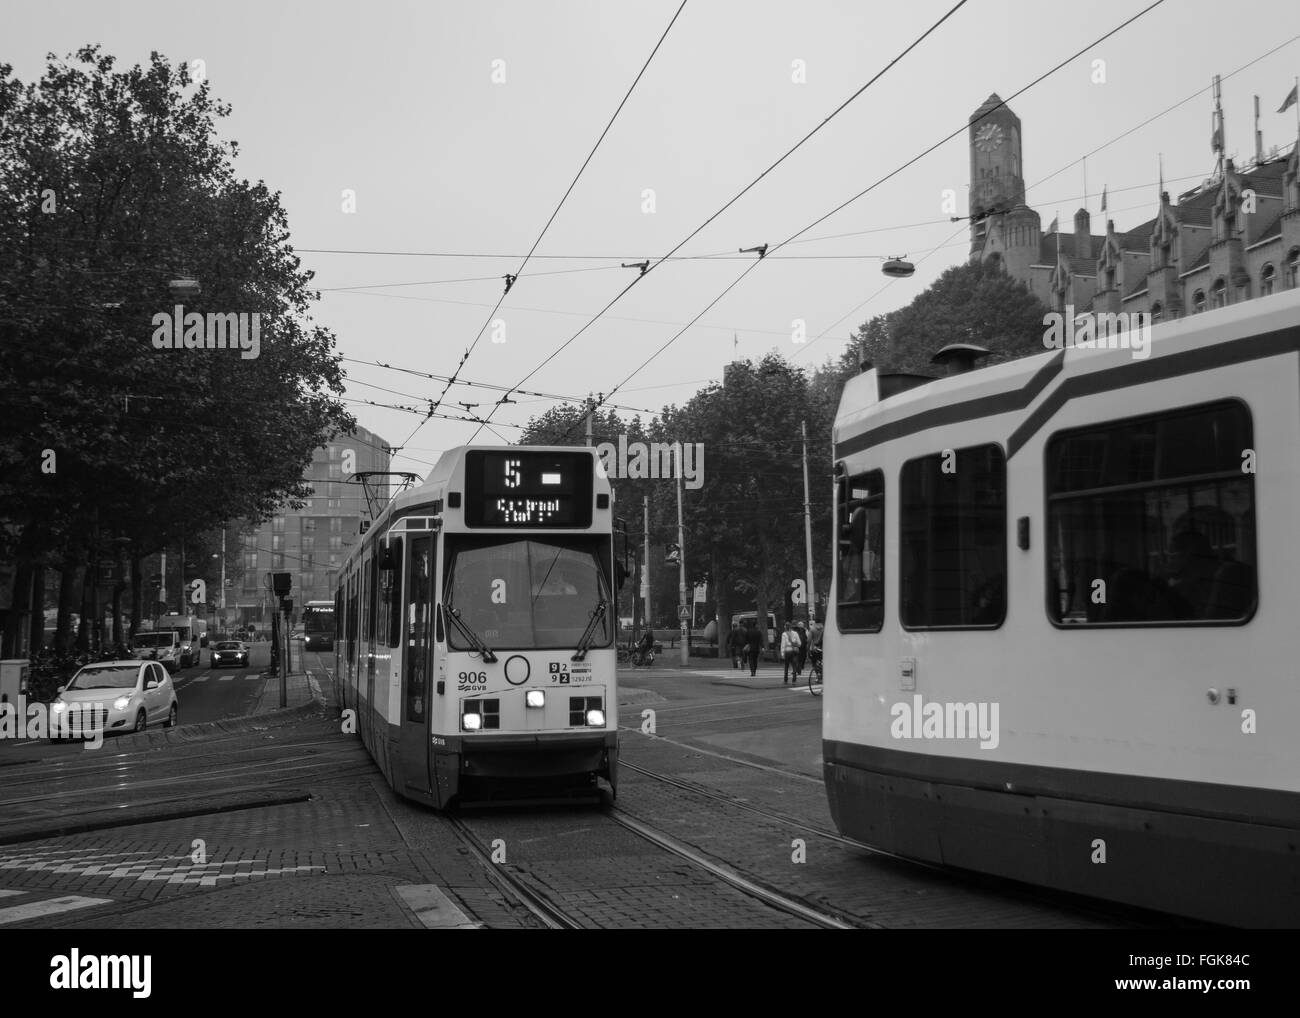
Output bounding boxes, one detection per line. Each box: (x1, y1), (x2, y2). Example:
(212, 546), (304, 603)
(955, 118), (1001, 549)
(585, 708), (606, 727)
(461, 712), (482, 732)
(526, 690), (546, 709)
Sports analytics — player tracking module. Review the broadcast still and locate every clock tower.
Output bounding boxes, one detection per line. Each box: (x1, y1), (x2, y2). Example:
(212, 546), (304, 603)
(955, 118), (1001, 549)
(969, 94), (1025, 257)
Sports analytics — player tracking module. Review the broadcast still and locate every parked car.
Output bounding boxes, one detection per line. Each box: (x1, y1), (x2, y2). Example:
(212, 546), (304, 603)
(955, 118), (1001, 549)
(210, 641), (250, 668)
(50, 660), (178, 739)
(130, 630), (183, 673)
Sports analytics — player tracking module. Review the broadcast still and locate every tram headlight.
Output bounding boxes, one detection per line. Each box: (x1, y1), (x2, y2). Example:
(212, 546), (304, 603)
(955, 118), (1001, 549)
(585, 708), (605, 727)
(525, 690), (546, 709)
(461, 712), (482, 732)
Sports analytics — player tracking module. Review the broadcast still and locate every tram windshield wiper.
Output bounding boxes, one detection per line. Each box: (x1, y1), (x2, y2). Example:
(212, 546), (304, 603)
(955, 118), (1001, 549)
(445, 606), (498, 663)
(571, 599), (607, 661)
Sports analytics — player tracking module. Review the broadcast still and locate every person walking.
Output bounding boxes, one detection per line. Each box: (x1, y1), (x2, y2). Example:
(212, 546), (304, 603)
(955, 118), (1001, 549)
(781, 621), (802, 685)
(743, 621), (762, 677)
(795, 621), (809, 676)
(726, 622), (743, 669)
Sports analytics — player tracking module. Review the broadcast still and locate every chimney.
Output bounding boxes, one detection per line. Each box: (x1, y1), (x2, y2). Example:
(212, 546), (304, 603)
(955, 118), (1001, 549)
(1074, 208), (1091, 260)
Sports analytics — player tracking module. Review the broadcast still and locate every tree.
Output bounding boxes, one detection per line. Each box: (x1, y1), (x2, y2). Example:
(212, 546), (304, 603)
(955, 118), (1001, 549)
(0, 47), (354, 653)
(857, 258), (1051, 376)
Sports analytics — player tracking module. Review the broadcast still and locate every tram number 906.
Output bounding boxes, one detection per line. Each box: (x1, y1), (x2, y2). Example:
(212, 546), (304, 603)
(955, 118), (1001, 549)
(458, 671), (487, 691)
(549, 662), (571, 684)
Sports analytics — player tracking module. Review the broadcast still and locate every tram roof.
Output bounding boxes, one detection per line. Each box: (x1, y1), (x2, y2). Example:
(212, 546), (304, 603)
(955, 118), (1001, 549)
(834, 287), (1300, 450)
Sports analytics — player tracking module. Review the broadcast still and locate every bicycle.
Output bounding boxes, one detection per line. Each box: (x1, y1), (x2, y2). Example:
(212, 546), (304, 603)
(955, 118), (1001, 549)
(631, 646), (655, 667)
(807, 647), (823, 696)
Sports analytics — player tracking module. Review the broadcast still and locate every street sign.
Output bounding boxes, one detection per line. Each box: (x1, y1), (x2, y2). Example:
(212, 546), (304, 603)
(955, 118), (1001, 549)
(678, 604), (690, 620)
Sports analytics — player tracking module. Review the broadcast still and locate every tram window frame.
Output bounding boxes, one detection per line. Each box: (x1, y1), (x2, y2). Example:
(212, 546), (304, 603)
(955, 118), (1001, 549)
(899, 444), (1007, 631)
(1044, 399), (1256, 628)
(836, 468), (885, 633)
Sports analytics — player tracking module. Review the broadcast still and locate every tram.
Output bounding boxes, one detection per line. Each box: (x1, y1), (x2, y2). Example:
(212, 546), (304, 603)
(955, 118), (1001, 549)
(824, 288), (1300, 927)
(334, 446), (621, 808)
(302, 600), (335, 652)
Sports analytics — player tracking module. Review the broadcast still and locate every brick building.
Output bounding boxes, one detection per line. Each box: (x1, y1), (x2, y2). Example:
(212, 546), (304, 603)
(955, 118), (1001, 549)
(234, 426), (391, 626)
(967, 92), (1300, 323)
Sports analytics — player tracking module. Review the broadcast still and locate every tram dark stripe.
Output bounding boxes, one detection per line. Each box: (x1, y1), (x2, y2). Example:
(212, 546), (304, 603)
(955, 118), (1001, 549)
(834, 351), (1065, 459)
(834, 324), (1300, 461)
(1005, 323), (1300, 459)
(822, 739), (1300, 830)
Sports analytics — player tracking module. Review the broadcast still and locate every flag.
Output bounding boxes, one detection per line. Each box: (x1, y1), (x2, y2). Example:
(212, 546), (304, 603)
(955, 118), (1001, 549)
(1279, 83), (1298, 114)
(1100, 186), (1107, 214)
(1047, 214), (1059, 234)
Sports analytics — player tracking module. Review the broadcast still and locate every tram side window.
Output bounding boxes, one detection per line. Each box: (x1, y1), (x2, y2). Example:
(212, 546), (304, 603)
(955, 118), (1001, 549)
(1047, 401), (1256, 625)
(900, 444), (1006, 629)
(837, 469), (884, 632)
(406, 537), (433, 723)
(387, 538), (404, 648)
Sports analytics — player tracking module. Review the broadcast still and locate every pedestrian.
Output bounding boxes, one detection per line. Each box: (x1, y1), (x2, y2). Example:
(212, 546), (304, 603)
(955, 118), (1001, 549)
(726, 622), (743, 669)
(795, 620), (809, 676)
(743, 621), (762, 677)
(781, 621), (802, 684)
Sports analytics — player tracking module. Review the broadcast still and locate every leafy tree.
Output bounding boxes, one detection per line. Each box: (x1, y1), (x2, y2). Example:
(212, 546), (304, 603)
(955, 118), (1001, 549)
(857, 258), (1050, 375)
(0, 47), (354, 654)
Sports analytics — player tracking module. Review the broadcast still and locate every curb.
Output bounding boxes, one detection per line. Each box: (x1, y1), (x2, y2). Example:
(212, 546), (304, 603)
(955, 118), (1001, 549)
(0, 788), (313, 847)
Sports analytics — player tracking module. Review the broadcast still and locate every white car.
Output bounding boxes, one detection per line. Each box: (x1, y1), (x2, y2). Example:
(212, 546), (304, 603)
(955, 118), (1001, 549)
(51, 660), (179, 739)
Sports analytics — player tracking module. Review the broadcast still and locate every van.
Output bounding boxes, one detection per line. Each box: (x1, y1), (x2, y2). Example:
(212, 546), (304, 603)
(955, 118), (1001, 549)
(731, 611), (778, 661)
(131, 630), (183, 673)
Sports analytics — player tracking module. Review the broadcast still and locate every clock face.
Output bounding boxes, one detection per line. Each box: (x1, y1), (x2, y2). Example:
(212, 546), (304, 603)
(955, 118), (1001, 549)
(975, 123), (1004, 152)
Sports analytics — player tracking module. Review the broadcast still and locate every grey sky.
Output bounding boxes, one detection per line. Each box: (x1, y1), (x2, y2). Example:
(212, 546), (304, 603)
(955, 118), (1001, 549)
(8, 0), (1300, 474)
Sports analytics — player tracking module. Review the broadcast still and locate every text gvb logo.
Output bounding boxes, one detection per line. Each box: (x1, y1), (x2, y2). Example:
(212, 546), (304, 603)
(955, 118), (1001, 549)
(151, 304), (262, 359)
(50, 950), (151, 998)
(890, 694), (1000, 750)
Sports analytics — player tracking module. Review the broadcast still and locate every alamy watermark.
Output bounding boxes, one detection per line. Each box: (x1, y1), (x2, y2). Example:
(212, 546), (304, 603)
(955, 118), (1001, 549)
(1042, 305), (1150, 360)
(0, 697), (104, 749)
(151, 304), (261, 359)
(890, 694), (999, 750)
(595, 436), (703, 489)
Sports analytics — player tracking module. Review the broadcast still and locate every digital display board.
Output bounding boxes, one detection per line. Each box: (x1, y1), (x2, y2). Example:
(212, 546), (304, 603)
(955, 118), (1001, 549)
(464, 451), (593, 528)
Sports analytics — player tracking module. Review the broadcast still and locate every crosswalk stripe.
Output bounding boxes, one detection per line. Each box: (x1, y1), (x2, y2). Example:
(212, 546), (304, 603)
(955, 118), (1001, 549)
(0, 894), (113, 925)
(0, 890), (25, 899)
(218, 676), (234, 682)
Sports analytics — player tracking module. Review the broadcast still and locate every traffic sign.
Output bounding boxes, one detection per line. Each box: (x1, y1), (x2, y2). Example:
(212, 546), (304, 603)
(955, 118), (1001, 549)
(678, 604), (690, 620)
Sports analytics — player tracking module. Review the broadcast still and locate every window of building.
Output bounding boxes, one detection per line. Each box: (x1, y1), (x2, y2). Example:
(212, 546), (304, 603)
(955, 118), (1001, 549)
(836, 470), (884, 633)
(303, 518), (316, 532)
(302, 535), (315, 552)
(1286, 248), (1300, 289)
(328, 498), (341, 510)
(272, 553), (285, 569)
(1046, 401), (1256, 626)
(301, 573), (314, 590)
(1150, 302), (1163, 324)
(330, 553), (340, 566)
(330, 446), (340, 460)
(1236, 278), (1250, 303)
(243, 572), (258, 592)
(243, 553), (258, 573)
(271, 534), (284, 552)
(272, 517), (285, 534)
(302, 554), (315, 571)
(1261, 263), (1275, 295)
(1211, 278), (1226, 308)
(329, 518), (342, 533)
(328, 463), (341, 479)
(329, 536), (343, 551)
(1192, 289), (1206, 313)
(899, 445), (1006, 629)
(242, 534), (258, 550)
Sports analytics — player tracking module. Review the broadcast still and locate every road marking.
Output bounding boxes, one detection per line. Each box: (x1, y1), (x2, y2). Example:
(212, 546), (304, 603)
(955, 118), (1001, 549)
(0, 894), (113, 925)
(394, 885), (481, 929)
(0, 889), (24, 899)
(218, 676), (234, 682)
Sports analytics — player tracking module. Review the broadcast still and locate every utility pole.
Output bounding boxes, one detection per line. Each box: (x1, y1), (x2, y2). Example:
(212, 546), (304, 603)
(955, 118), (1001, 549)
(178, 532), (186, 613)
(676, 445), (688, 665)
(801, 420), (816, 623)
(220, 525), (227, 621)
(159, 550), (167, 614)
(585, 393), (593, 447)
(643, 496), (650, 638)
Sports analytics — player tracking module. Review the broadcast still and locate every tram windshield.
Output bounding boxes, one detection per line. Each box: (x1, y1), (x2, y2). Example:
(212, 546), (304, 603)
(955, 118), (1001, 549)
(444, 535), (612, 651)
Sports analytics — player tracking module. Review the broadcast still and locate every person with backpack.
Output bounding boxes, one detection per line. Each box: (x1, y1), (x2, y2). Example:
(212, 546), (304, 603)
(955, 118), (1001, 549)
(781, 621), (803, 685)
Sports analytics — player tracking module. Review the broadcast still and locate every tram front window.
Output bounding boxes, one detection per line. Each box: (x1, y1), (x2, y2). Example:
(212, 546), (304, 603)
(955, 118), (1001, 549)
(444, 536), (612, 650)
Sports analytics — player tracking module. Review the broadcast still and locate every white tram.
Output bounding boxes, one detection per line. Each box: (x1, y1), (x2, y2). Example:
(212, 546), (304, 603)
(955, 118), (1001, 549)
(825, 288), (1300, 927)
(334, 447), (621, 807)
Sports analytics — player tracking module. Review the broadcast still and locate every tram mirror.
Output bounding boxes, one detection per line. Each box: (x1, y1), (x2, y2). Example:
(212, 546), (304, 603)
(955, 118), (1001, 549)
(848, 506), (867, 553)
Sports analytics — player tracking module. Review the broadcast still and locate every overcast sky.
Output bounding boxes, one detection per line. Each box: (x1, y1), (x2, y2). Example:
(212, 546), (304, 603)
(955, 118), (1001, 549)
(9, 0), (1300, 475)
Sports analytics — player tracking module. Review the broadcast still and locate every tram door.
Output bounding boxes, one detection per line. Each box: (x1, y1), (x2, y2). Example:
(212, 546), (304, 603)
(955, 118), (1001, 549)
(400, 536), (435, 795)
(364, 552), (378, 746)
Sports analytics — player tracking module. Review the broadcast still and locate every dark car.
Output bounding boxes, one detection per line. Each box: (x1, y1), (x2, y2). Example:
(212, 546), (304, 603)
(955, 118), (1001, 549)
(210, 641), (250, 669)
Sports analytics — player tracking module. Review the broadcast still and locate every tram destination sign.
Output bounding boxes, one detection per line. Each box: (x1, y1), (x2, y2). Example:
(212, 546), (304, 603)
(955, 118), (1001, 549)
(464, 451), (594, 528)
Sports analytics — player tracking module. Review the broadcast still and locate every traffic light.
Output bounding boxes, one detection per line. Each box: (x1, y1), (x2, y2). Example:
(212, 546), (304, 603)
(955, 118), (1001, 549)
(665, 544), (680, 565)
(272, 572), (291, 596)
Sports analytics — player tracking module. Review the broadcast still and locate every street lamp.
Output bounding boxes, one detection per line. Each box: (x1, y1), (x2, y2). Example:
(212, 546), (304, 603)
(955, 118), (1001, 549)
(882, 256), (915, 278)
